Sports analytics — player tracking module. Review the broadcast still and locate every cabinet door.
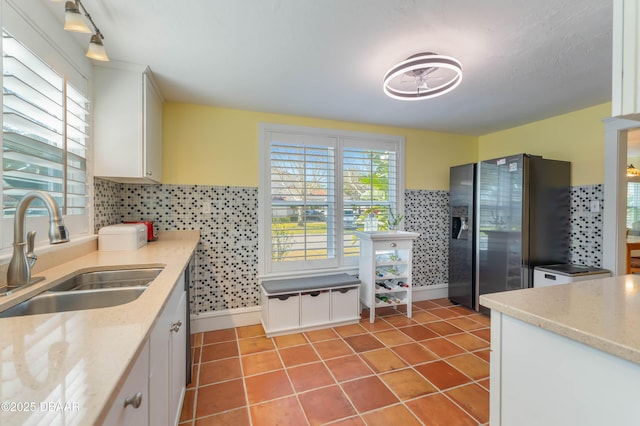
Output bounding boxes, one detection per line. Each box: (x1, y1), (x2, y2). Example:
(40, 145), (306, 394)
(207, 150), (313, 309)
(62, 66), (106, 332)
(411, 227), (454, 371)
(149, 299), (171, 425)
(143, 72), (163, 182)
(103, 341), (149, 426)
(93, 65), (144, 179)
(170, 291), (187, 425)
(149, 273), (186, 425)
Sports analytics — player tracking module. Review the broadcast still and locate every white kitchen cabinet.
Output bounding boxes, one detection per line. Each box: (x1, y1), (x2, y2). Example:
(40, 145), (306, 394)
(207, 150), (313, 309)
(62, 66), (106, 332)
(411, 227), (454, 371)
(170, 292), (187, 424)
(489, 311), (640, 426)
(356, 231), (420, 323)
(93, 61), (163, 183)
(103, 341), (150, 426)
(104, 271), (186, 426)
(149, 272), (187, 426)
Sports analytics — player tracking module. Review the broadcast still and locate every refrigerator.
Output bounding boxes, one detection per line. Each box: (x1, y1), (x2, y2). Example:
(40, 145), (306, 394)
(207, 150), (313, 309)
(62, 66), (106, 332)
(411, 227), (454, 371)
(448, 154), (570, 312)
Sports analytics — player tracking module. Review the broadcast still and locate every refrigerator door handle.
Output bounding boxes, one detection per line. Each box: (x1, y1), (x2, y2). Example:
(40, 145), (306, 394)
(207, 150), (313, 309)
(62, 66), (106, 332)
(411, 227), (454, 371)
(474, 163), (481, 312)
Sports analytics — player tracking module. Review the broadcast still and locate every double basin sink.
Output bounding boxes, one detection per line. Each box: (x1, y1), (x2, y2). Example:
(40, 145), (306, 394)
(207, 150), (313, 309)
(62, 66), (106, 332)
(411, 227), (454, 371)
(0, 267), (163, 318)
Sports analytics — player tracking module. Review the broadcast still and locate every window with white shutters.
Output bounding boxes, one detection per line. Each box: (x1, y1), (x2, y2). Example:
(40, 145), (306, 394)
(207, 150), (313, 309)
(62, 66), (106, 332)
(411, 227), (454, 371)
(2, 30), (89, 218)
(259, 124), (404, 276)
(628, 182), (640, 231)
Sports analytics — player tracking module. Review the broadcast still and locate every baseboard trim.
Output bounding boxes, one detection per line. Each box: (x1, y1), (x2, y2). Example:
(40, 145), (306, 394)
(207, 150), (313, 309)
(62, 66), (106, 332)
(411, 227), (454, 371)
(190, 306), (262, 333)
(412, 283), (448, 301)
(190, 284), (449, 333)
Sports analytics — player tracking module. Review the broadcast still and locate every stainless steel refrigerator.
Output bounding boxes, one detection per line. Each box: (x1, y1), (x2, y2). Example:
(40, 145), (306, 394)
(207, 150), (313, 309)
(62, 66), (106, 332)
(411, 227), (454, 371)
(448, 154), (570, 312)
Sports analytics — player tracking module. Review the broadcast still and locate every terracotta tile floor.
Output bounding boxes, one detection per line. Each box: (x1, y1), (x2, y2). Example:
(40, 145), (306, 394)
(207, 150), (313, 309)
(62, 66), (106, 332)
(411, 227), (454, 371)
(179, 298), (490, 425)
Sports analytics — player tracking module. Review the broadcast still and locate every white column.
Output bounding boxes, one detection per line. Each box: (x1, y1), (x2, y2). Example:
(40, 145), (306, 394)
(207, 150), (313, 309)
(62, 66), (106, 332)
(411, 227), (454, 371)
(612, 0), (640, 118)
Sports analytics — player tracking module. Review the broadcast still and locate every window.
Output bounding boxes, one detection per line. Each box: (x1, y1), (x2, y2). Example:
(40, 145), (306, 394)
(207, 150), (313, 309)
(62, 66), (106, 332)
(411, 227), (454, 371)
(628, 182), (640, 232)
(0, 0), (92, 249)
(259, 124), (404, 276)
(2, 31), (89, 218)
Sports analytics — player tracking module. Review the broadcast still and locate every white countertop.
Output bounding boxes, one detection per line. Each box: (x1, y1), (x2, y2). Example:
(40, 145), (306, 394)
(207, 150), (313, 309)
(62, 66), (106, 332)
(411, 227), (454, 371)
(0, 230), (199, 425)
(480, 274), (640, 365)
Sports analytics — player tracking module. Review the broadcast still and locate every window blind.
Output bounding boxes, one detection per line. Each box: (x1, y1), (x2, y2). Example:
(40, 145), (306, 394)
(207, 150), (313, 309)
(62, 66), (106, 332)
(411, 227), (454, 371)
(2, 30), (88, 217)
(342, 146), (397, 257)
(627, 182), (640, 229)
(270, 142), (336, 262)
(261, 125), (404, 274)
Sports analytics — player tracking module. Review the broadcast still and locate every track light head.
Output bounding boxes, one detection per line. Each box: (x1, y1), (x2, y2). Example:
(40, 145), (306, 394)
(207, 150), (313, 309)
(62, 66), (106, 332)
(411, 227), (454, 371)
(86, 33), (109, 61)
(64, 1), (91, 33)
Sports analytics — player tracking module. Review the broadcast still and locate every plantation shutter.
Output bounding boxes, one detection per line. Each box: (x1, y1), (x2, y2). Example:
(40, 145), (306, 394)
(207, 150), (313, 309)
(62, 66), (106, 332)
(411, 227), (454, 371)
(628, 182), (640, 230)
(342, 144), (398, 258)
(260, 123), (404, 276)
(2, 30), (88, 217)
(269, 133), (336, 267)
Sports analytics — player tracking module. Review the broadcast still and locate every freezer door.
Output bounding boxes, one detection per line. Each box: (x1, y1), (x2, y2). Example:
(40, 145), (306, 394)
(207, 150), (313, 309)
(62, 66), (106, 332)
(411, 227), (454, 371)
(476, 155), (525, 303)
(448, 163), (475, 309)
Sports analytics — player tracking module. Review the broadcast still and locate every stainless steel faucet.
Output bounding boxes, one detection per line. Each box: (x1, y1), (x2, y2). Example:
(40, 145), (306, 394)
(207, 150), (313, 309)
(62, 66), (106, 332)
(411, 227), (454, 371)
(6, 191), (69, 290)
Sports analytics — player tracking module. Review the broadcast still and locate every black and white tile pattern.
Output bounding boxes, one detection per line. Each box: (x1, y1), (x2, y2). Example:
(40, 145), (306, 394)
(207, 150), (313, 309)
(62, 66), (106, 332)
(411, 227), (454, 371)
(569, 184), (603, 267)
(94, 179), (604, 314)
(404, 190), (449, 287)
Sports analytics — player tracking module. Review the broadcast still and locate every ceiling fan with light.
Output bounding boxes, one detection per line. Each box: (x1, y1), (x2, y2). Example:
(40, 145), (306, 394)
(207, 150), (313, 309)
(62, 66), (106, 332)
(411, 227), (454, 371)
(383, 52), (463, 101)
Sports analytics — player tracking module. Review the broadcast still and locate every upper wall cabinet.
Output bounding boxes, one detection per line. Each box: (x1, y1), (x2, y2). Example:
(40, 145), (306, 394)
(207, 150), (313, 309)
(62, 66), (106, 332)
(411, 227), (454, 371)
(93, 61), (163, 183)
(612, 0), (640, 118)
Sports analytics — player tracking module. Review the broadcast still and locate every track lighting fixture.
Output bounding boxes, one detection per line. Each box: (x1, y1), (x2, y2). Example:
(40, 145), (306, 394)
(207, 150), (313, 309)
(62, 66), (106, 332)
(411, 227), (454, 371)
(62, 0), (109, 61)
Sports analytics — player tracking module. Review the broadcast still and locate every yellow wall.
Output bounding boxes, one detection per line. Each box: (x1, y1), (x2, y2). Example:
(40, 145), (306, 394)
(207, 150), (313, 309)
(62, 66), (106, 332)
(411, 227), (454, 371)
(162, 103), (477, 190)
(478, 103), (611, 186)
(163, 101), (610, 190)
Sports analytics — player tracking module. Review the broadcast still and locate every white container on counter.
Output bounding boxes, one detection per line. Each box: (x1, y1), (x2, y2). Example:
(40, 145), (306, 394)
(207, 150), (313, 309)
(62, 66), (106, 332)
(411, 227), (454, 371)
(98, 224), (148, 251)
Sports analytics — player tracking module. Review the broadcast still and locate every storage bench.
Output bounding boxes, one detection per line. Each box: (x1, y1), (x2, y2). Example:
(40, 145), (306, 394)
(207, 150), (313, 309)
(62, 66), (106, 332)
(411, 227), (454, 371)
(261, 273), (361, 337)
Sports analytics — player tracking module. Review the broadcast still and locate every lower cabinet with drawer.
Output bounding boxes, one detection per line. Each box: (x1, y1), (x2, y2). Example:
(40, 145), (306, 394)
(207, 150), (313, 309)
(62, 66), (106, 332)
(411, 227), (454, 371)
(104, 341), (150, 425)
(103, 272), (187, 426)
(261, 274), (361, 337)
(149, 271), (187, 426)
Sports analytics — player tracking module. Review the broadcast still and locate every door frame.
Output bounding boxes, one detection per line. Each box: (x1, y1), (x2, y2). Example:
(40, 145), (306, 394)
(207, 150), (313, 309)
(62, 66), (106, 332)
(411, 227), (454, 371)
(603, 116), (640, 275)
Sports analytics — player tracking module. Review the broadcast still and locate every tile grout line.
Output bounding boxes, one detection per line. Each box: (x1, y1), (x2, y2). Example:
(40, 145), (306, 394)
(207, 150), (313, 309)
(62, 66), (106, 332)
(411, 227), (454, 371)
(234, 327), (255, 426)
(185, 300), (490, 425)
(272, 334), (313, 426)
(367, 303), (490, 424)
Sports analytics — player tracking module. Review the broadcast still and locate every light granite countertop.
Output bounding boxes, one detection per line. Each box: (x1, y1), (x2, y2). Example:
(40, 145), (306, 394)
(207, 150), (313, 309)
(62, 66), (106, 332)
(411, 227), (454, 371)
(0, 230), (199, 425)
(480, 274), (640, 365)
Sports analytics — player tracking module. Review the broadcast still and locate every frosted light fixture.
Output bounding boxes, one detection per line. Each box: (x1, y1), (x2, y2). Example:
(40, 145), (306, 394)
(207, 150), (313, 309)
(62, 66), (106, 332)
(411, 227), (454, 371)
(383, 52), (462, 100)
(86, 33), (109, 61)
(62, 0), (109, 61)
(64, 1), (91, 33)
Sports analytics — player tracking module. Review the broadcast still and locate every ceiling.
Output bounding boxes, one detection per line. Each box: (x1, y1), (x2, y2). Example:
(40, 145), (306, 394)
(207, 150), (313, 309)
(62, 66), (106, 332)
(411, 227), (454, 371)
(41, 0), (613, 136)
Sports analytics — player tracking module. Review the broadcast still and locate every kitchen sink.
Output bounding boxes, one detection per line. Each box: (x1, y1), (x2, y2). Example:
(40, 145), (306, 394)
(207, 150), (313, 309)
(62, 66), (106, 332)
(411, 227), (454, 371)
(0, 287), (147, 317)
(48, 268), (164, 292)
(0, 267), (164, 318)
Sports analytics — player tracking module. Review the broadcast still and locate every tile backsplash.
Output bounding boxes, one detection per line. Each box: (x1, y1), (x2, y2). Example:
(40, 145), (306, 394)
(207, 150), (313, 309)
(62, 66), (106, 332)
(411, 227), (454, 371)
(94, 179), (604, 314)
(569, 184), (603, 267)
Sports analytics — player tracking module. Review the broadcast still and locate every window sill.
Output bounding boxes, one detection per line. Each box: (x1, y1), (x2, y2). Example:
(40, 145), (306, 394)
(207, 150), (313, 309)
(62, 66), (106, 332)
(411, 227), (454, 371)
(257, 266), (358, 282)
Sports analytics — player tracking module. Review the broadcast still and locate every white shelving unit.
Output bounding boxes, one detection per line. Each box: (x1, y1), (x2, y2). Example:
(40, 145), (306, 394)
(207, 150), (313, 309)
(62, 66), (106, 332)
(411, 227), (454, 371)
(356, 231), (420, 323)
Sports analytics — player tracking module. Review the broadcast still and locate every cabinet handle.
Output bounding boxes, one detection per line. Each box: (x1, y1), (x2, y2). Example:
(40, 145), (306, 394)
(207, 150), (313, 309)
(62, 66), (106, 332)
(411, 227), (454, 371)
(170, 320), (183, 333)
(124, 392), (143, 409)
(389, 242), (397, 248)
(146, 171), (153, 176)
